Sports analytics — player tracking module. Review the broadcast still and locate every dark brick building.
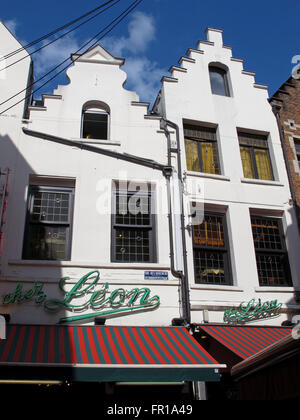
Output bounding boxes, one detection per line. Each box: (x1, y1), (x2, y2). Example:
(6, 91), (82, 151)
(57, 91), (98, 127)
(270, 76), (300, 229)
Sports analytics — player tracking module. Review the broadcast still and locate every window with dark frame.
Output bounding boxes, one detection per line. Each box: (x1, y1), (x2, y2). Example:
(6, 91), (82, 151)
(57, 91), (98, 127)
(23, 186), (74, 261)
(192, 213), (232, 285)
(209, 66), (230, 97)
(294, 140), (300, 169)
(251, 216), (292, 287)
(184, 124), (221, 175)
(111, 185), (156, 263)
(82, 106), (109, 140)
(238, 132), (274, 181)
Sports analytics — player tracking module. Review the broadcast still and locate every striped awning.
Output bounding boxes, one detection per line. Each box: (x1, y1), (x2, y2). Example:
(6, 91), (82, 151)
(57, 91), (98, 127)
(200, 325), (292, 360)
(0, 325), (225, 382)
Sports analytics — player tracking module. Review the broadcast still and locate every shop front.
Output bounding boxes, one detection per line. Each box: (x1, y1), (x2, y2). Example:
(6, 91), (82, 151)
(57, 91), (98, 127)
(231, 328), (300, 400)
(190, 298), (299, 400)
(0, 270), (226, 398)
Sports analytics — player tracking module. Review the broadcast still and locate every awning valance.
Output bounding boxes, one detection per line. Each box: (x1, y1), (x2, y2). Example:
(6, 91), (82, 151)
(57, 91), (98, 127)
(0, 325), (225, 382)
(200, 325), (292, 360)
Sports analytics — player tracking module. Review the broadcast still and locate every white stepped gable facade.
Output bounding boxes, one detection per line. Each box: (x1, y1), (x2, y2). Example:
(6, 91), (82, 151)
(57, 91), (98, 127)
(154, 28), (300, 325)
(0, 21), (299, 328)
(0, 24), (181, 326)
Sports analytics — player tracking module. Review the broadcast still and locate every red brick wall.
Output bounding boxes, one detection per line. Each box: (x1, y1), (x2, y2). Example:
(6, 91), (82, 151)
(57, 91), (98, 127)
(274, 79), (300, 208)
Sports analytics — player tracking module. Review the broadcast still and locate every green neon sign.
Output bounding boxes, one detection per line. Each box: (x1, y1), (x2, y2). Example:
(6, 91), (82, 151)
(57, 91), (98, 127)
(224, 298), (282, 324)
(1, 271), (160, 323)
(2, 283), (46, 305)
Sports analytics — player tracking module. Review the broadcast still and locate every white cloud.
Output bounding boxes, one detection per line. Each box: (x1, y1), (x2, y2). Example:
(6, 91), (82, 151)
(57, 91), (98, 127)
(102, 11), (165, 104)
(103, 11), (156, 56)
(3, 11), (165, 103)
(34, 34), (81, 75)
(123, 57), (164, 103)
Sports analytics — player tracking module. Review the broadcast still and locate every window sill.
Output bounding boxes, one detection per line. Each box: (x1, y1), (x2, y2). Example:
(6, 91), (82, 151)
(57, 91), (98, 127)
(8, 260), (170, 270)
(255, 286), (297, 293)
(241, 178), (284, 187)
(212, 94), (231, 98)
(191, 284), (243, 292)
(71, 138), (121, 146)
(186, 171), (230, 182)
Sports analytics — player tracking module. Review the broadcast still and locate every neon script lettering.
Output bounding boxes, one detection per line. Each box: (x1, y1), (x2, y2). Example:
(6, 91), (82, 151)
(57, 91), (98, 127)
(224, 298), (282, 324)
(44, 270), (160, 323)
(2, 283), (46, 305)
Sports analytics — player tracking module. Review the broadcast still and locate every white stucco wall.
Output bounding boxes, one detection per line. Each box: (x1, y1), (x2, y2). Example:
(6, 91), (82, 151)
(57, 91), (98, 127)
(0, 39), (180, 326)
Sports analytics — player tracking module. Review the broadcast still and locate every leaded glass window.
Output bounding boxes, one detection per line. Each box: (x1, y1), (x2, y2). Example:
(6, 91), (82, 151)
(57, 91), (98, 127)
(23, 186), (74, 260)
(251, 216), (292, 287)
(112, 186), (156, 263)
(193, 213), (232, 285)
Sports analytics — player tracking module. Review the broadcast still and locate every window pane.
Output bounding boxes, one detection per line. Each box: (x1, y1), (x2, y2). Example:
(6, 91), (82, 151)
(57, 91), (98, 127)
(209, 68), (228, 96)
(200, 141), (220, 174)
(82, 112), (108, 140)
(193, 217), (225, 248)
(184, 125), (217, 141)
(251, 216), (292, 287)
(238, 133), (268, 148)
(115, 228), (150, 262)
(23, 186), (73, 261)
(254, 149), (273, 180)
(251, 217), (282, 250)
(115, 193), (151, 226)
(256, 253), (291, 286)
(185, 139), (200, 172)
(240, 147), (255, 179)
(193, 214), (231, 285)
(31, 191), (70, 223)
(194, 249), (226, 284)
(27, 225), (68, 260)
(184, 125), (219, 174)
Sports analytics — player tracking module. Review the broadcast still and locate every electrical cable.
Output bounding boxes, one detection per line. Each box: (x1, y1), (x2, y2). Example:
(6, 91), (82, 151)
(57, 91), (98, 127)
(0, 0), (143, 115)
(0, 0), (120, 61)
(0, 0), (122, 73)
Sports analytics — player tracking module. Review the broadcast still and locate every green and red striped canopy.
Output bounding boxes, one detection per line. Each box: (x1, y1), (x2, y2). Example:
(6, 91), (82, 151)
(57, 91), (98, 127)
(201, 325), (292, 360)
(0, 325), (225, 382)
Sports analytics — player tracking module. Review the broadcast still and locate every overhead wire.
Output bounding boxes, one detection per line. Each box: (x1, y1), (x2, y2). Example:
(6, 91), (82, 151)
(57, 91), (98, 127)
(0, 0), (120, 62)
(0, 0), (143, 116)
(0, 0), (122, 73)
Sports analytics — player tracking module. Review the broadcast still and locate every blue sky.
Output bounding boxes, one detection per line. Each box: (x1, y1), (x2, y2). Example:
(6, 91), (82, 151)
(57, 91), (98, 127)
(1, 0), (300, 104)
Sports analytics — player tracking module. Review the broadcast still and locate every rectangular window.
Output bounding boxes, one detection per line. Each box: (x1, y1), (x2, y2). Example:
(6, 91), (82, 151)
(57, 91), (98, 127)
(294, 141), (300, 169)
(111, 185), (156, 263)
(238, 132), (273, 180)
(23, 185), (74, 260)
(251, 216), (292, 287)
(193, 213), (232, 285)
(184, 124), (220, 175)
(82, 109), (109, 140)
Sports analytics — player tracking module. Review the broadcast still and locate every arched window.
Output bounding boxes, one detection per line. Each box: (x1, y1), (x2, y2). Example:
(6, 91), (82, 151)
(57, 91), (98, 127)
(82, 101), (110, 140)
(209, 65), (230, 97)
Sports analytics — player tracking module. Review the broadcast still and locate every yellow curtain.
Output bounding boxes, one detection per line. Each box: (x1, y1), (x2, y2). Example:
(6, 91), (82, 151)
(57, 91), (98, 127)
(240, 147), (255, 178)
(255, 149), (273, 180)
(201, 142), (218, 174)
(193, 221), (224, 247)
(185, 139), (200, 172)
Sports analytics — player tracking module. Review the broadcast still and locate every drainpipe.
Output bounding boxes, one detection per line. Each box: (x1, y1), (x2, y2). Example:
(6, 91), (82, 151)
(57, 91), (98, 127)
(160, 118), (191, 325)
(271, 104), (300, 233)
